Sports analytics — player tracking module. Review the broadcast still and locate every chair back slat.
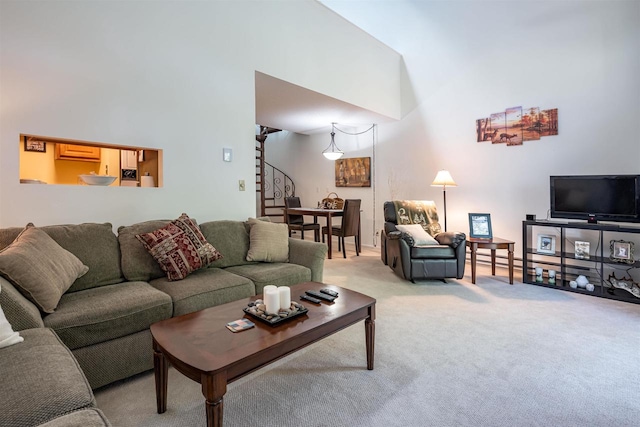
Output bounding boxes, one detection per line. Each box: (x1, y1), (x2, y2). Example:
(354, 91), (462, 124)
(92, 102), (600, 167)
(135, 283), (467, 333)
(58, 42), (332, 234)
(284, 196), (304, 224)
(340, 199), (361, 237)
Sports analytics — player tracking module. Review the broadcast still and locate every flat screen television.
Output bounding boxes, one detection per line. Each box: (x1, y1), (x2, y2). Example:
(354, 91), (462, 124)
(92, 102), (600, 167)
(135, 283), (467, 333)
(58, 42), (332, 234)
(550, 175), (640, 223)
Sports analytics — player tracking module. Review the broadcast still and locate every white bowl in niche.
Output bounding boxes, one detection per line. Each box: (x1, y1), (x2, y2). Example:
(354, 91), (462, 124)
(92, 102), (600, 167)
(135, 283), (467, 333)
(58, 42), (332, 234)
(79, 175), (117, 186)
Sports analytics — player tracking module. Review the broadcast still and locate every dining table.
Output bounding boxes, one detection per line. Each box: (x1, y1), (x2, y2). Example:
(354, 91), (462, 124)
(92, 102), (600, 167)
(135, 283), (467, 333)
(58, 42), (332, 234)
(283, 207), (344, 259)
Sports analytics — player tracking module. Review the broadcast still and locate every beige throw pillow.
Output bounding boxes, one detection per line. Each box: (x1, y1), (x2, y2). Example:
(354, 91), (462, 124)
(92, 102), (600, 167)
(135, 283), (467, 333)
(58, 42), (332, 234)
(396, 224), (439, 246)
(0, 224), (89, 313)
(246, 218), (289, 262)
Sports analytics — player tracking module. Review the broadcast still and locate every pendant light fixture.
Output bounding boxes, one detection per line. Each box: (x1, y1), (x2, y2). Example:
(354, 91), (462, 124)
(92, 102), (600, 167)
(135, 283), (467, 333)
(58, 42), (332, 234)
(322, 123), (344, 160)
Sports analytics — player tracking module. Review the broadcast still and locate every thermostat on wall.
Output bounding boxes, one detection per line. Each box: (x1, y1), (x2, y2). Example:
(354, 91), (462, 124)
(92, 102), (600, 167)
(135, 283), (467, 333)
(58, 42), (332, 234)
(223, 148), (232, 162)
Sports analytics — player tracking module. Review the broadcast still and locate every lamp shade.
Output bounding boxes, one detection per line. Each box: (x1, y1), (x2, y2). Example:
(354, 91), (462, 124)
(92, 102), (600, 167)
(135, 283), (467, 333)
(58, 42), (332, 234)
(322, 125), (344, 160)
(431, 170), (457, 187)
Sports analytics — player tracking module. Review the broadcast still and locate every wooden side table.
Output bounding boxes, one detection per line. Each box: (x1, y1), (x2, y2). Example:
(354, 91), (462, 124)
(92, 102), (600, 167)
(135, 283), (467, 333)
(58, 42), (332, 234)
(466, 237), (515, 285)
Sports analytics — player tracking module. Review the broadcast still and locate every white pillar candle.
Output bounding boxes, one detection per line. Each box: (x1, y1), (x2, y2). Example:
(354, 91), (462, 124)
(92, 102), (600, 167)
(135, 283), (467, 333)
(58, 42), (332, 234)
(262, 285), (277, 297)
(264, 288), (280, 315)
(278, 286), (291, 311)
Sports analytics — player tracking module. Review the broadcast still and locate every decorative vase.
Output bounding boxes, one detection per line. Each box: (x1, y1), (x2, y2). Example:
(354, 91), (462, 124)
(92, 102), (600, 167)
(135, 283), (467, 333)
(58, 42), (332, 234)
(535, 267), (543, 282)
(586, 283), (595, 292)
(576, 275), (589, 288)
(569, 280), (578, 289)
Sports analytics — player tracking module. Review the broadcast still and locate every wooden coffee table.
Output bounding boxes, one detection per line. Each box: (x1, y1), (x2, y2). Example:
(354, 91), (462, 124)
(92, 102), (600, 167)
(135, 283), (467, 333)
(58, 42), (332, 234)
(150, 281), (376, 427)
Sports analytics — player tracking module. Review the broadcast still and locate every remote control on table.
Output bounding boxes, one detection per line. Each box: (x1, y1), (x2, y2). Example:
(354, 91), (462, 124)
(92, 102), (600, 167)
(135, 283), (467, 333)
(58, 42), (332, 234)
(300, 294), (321, 304)
(305, 290), (336, 302)
(320, 288), (339, 298)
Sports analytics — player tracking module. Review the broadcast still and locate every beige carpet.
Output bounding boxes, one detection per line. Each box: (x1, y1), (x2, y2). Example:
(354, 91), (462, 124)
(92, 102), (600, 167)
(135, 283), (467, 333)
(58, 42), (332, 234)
(95, 247), (640, 426)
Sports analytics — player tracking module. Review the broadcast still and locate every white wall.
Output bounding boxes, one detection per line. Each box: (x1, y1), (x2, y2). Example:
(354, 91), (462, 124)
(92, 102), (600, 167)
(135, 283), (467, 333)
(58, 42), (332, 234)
(0, 0), (400, 228)
(285, 0), (640, 254)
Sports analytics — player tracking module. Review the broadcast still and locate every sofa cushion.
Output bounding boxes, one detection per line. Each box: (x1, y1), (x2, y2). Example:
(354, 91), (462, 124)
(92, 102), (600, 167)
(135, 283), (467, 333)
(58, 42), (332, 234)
(39, 408), (111, 427)
(0, 328), (96, 427)
(246, 218), (289, 262)
(149, 268), (255, 317)
(136, 214), (222, 281)
(40, 222), (124, 292)
(224, 263), (311, 295)
(118, 220), (170, 281)
(0, 226), (22, 250)
(43, 281), (172, 350)
(0, 224), (89, 314)
(199, 220), (256, 268)
(0, 282), (24, 348)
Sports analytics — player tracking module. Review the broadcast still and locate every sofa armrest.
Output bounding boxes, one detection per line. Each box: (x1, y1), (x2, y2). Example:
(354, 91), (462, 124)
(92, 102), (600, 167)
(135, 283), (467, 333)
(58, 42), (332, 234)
(435, 231), (466, 249)
(0, 277), (44, 331)
(288, 239), (328, 282)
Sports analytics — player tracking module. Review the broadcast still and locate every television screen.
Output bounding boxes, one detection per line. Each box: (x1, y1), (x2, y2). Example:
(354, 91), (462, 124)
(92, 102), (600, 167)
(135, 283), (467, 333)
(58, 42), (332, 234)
(550, 175), (640, 223)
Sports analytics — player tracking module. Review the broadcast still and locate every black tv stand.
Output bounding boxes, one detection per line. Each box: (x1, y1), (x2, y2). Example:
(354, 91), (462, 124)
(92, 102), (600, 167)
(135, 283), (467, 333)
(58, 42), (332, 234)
(522, 219), (640, 305)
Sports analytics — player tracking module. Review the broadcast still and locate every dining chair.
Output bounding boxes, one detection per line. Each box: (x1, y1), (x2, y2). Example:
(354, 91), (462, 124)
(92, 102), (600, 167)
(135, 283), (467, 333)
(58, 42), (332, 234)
(284, 196), (320, 242)
(322, 199), (361, 258)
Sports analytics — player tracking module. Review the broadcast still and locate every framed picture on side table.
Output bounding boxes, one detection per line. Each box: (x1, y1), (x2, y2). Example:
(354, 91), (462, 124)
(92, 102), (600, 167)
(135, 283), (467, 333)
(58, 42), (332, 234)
(468, 213), (492, 239)
(610, 240), (634, 264)
(537, 235), (556, 255)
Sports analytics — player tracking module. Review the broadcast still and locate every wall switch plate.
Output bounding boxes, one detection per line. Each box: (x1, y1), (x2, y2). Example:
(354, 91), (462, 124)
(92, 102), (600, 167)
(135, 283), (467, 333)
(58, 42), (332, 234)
(223, 148), (232, 162)
(239, 180), (245, 191)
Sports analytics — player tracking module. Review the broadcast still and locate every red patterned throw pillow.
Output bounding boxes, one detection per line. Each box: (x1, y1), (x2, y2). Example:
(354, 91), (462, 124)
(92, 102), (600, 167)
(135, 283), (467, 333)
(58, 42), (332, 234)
(136, 213), (222, 281)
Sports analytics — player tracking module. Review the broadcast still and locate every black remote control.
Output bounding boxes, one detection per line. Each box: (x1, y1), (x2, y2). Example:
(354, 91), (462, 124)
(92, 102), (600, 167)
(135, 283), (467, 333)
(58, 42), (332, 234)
(320, 288), (339, 298)
(305, 290), (336, 302)
(300, 294), (321, 304)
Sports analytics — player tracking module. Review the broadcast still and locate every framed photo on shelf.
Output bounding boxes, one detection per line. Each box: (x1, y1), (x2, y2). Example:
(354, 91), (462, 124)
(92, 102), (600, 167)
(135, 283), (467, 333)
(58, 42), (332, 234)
(609, 240), (634, 264)
(536, 234), (556, 255)
(574, 241), (590, 259)
(23, 136), (46, 153)
(468, 213), (492, 239)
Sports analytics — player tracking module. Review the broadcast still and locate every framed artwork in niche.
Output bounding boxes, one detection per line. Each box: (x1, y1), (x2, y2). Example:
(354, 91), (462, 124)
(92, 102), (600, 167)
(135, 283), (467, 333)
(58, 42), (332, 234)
(24, 136), (46, 153)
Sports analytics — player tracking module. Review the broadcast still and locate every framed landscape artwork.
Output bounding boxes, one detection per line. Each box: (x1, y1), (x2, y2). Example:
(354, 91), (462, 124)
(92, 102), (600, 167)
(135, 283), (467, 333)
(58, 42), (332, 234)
(335, 157), (371, 187)
(476, 106), (558, 146)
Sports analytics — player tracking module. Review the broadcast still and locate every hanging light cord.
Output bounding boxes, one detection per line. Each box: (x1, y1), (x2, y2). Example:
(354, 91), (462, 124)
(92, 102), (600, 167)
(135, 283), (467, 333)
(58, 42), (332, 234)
(331, 123), (378, 247)
(333, 124), (376, 136)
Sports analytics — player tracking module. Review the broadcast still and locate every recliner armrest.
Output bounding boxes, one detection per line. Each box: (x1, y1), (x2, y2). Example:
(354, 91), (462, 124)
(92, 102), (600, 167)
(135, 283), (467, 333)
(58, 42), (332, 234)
(388, 230), (416, 247)
(435, 231), (466, 249)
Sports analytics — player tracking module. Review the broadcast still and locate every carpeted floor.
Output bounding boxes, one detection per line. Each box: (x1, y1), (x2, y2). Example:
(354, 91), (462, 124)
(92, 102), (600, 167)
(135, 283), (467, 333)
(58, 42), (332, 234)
(95, 247), (640, 426)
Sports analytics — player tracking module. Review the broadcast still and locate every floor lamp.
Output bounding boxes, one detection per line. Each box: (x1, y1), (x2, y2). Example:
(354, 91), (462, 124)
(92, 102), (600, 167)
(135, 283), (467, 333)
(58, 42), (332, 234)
(431, 170), (457, 231)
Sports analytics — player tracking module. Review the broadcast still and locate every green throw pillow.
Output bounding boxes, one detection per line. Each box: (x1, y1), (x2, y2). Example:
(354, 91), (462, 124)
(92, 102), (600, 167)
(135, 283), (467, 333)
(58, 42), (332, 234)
(246, 218), (289, 263)
(0, 224), (89, 313)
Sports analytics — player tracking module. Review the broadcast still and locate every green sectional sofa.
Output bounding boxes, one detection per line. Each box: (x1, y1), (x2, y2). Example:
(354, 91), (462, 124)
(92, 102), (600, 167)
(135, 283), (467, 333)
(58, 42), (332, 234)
(0, 328), (111, 427)
(0, 218), (327, 397)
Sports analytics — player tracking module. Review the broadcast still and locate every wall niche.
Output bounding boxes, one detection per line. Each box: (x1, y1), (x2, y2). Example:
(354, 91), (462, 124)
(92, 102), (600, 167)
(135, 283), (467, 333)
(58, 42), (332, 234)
(19, 134), (162, 187)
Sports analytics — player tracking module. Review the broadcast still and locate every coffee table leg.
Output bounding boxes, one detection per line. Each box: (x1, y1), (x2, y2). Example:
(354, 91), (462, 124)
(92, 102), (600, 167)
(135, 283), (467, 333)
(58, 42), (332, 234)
(365, 305), (375, 370)
(153, 340), (168, 414)
(202, 373), (227, 427)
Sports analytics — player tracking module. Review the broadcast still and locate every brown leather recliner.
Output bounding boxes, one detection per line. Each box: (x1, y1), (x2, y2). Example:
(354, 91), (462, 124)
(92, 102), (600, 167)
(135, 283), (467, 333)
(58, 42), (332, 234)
(381, 201), (466, 282)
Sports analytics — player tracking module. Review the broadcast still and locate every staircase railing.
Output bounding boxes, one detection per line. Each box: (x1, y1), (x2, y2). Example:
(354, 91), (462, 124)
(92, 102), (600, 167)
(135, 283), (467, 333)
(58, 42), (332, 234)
(261, 161), (295, 218)
(255, 126), (295, 219)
